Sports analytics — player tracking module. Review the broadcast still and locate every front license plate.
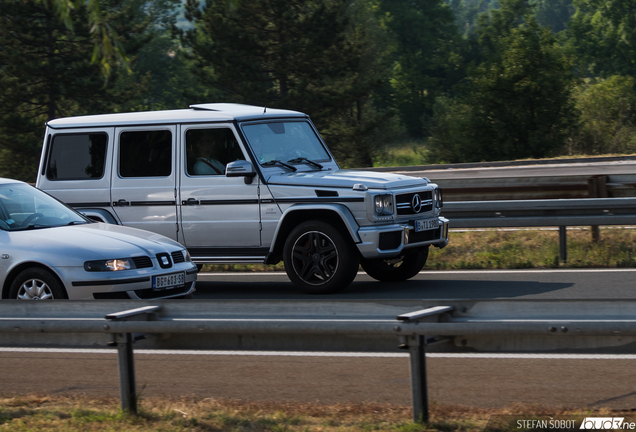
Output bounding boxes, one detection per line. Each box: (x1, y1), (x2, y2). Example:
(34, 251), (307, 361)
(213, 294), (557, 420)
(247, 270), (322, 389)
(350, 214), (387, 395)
(152, 272), (185, 291)
(413, 218), (438, 232)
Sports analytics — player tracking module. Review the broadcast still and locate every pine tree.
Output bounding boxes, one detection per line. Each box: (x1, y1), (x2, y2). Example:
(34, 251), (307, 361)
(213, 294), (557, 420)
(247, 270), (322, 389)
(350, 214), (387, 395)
(0, 0), (149, 181)
(183, 0), (391, 166)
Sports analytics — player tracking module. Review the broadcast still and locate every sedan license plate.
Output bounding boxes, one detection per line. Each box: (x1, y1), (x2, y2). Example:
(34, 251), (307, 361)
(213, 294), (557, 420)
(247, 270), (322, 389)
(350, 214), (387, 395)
(413, 218), (438, 232)
(152, 272), (185, 291)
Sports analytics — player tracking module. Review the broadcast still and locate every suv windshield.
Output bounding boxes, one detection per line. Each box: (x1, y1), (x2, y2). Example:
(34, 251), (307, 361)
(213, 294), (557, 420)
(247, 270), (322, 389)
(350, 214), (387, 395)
(0, 183), (88, 231)
(242, 121), (330, 166)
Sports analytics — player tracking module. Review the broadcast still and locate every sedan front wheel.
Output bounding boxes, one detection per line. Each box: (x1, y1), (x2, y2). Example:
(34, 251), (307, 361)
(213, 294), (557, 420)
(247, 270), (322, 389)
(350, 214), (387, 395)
(9, 268), (67, 300)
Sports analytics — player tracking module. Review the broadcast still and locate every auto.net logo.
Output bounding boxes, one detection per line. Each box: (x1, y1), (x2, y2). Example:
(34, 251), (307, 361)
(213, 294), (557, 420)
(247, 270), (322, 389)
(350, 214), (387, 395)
(580, 418), (636, 430)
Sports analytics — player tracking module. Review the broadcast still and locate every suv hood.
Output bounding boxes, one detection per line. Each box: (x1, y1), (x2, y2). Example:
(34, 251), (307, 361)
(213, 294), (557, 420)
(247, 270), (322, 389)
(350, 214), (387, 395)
(266, 169), (429, 190)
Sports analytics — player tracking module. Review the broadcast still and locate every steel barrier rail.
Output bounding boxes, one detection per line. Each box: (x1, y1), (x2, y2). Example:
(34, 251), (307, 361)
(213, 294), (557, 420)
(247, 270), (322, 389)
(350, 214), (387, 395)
(3, 299), (636, 421)
(443, 197), (636, 263)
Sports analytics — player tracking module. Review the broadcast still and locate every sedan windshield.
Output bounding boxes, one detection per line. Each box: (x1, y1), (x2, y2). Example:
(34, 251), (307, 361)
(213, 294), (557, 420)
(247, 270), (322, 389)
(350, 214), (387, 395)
(242, 121), (330, 167)
(0, 183), (88, 231)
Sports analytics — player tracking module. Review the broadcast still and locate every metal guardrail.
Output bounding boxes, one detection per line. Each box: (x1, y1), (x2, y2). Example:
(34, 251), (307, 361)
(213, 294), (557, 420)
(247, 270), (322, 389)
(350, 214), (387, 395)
(444, 197), (636, 262)
(3, 299), (636, 422)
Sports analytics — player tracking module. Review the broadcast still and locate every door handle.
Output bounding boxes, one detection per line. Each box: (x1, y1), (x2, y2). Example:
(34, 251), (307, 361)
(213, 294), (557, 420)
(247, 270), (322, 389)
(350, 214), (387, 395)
(183, 198), (200, 206)
(114, 199), (130, 207)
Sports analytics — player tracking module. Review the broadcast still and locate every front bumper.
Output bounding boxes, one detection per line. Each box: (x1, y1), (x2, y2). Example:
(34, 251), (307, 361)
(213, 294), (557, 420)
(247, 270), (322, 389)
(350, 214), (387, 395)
(356, 217), (449, 259)
(63, 263), (198, 300)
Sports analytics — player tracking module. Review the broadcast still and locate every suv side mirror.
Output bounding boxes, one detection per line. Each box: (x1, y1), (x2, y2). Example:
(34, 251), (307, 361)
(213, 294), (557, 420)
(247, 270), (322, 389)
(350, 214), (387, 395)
(226, 160), (257, 184)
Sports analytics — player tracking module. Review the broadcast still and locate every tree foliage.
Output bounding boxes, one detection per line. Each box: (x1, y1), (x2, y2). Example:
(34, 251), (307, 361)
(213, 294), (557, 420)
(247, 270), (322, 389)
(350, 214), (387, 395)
(429, 0), (577, 162)
(378, 0), (462, 138)
(568, 0), (636, 78)
(571, 76), (636, 155)
(2, 0), (636, 179)
(183, 0), (392, 166)
(0, 0), (150, 181)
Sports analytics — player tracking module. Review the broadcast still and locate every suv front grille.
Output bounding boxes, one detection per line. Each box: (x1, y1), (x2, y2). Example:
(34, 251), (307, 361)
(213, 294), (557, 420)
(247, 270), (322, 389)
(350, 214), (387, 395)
(132, 256), (153, 269)
(396, 191), (433, 216)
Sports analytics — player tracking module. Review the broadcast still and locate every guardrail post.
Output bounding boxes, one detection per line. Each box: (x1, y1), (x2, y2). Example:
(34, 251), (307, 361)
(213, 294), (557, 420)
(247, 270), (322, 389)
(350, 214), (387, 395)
(408, 334), (428, 423)
(105, 306), (161, 414)
(113, 332), (137, 414)
(397, 306), (453, 424)
(588, 176), (608, 243)
(559, 226), (567, 264)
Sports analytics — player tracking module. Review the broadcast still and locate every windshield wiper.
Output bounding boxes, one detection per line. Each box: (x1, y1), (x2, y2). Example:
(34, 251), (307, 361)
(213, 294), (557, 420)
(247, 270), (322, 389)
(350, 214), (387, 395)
(287, 157), (323, 170)
(262, 160), (297, 172)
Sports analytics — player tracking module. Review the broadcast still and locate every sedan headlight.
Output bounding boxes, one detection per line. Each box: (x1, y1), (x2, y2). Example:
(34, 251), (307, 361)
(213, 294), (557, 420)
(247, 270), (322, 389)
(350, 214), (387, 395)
(84, 259), (134, 272)
(374, 194), (394, 216)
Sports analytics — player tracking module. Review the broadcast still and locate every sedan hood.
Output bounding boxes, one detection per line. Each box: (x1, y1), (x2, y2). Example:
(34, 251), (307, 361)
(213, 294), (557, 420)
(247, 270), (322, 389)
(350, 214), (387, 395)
(12, 223), (182, 261)
(266, 169), (429, 190)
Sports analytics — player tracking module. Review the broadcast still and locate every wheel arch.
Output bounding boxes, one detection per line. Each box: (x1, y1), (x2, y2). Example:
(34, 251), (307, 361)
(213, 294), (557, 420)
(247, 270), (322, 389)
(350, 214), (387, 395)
(75, 208), (119, 224)
(2, 262), (68, 299)
(265, 204), (360, 265)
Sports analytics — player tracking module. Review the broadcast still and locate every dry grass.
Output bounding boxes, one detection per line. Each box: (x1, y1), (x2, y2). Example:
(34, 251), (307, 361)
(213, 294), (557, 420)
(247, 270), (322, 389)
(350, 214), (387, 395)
(201, 227), (636, 273)
(0, 394), (628, 431)
(428, 227), (636, 270)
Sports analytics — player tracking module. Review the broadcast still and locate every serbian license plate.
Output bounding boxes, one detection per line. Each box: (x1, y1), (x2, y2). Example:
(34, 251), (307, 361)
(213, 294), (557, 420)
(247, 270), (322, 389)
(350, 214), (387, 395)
(152, 272), (185, 291)
(413, 218), (438, 232)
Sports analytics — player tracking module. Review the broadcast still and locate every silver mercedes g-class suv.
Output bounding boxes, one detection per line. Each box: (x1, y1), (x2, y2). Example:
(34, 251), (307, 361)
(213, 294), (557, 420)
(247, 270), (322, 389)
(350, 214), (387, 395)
(36, 103), (449, 293)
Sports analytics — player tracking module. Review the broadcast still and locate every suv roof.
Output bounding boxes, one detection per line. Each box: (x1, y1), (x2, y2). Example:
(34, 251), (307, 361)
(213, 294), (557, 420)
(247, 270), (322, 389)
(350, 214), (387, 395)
(46, 103), (308, 129)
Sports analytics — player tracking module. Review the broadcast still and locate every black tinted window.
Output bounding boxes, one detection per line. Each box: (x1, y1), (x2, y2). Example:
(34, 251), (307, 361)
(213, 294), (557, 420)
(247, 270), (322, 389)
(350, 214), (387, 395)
(119, 130), (172, 177)
(46, 133), (107, 180)
(186, 128), (244, 176)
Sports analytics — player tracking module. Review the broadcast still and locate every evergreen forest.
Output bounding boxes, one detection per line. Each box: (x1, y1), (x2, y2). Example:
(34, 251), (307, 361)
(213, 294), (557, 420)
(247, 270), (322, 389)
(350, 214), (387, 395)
(1, 0), (635, 182)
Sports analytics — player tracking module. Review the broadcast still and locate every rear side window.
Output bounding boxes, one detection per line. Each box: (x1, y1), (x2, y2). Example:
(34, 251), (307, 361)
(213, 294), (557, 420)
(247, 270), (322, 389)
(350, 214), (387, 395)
(46, 133), (108, 180)
(119, 130), (172, 178)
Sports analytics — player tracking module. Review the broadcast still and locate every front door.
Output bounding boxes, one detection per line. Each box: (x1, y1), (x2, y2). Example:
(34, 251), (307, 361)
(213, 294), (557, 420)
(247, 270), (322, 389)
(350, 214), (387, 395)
(179, 124), (263, 260)
(111, 126), (179, 241)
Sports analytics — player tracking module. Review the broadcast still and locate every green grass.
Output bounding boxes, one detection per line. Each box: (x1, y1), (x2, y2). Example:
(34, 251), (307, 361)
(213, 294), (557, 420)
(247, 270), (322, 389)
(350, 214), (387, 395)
(372, 141), (430, 168)
(0, 394), (624, 431)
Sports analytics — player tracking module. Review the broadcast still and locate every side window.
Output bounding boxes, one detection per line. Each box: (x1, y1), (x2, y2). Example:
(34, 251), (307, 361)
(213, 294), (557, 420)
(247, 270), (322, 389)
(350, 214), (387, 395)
(119, 130), (172, 178)
(186, 128), (245, 176)
(46, 133), (107, 180)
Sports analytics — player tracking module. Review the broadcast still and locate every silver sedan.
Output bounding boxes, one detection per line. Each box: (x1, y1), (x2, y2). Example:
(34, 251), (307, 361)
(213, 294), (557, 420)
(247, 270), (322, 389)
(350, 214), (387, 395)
(0, 178), (197, 300)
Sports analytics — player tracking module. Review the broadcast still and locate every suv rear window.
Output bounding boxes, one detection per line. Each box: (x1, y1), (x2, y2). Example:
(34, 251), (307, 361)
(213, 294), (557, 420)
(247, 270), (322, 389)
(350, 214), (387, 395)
(119, 130), (172, 178)
(46, 133), (108, 180)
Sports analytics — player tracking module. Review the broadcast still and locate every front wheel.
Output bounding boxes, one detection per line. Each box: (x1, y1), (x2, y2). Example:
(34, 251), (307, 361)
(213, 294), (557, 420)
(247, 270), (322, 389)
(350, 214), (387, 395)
(9, 268), (68, 300)
(360, 247), (429, 282)
(283, 220), (359, 294)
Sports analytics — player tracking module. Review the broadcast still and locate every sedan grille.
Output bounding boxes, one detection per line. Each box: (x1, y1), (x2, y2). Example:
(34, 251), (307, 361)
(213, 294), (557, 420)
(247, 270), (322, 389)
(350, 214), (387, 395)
(131, 256), (153, 269)
(396, 191), (433, 215)
(171, 251), (186, 264)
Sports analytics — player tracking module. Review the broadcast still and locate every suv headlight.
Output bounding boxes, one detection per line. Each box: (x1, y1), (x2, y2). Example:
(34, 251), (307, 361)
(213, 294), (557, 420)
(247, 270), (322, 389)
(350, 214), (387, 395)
(84, 259), (133, 271)
(435, 188), (443, 208)
(374, 194), (394, 216)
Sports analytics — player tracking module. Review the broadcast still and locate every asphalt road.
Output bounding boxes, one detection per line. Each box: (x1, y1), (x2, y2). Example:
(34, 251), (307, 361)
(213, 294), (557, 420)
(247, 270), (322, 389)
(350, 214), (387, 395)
(4, 269), (636, 410)
(3, 349), (636, 410)
(192, 269), (636, 300)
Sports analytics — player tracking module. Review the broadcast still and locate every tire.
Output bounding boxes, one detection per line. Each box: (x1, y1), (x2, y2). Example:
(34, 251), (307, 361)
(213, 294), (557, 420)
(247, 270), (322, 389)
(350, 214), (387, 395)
(9, 268), (68, 300)
(360, 247), (429, 282)
(283, 220), (359, 294)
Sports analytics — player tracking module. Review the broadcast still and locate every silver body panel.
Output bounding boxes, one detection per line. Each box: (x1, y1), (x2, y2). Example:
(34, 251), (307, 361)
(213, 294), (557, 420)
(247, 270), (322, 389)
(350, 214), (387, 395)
(36, 104), (449, 266)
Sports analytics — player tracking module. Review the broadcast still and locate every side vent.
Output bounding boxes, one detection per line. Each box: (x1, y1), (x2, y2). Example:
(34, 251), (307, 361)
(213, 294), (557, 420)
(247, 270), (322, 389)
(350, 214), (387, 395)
(315, 190), (339, 197)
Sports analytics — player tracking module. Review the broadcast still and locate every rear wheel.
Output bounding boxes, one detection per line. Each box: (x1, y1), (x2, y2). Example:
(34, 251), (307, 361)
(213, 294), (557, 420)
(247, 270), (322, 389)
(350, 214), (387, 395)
(360, 247), (429, 282)
(9, 268), (67, 300)
(283, 220), (359, 294)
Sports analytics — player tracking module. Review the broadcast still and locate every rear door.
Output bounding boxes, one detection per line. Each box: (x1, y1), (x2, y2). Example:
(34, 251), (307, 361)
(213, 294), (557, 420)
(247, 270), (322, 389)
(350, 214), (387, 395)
(111, 126), (179, 241)
(36, 128), (113, 208)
